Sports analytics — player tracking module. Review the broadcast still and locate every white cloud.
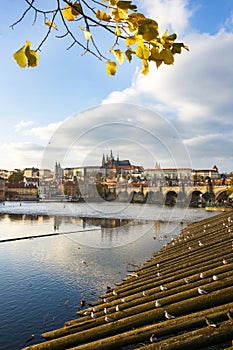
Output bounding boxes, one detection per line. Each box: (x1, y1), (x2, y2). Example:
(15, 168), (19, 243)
(15, 120), (34, 132)
(1, 142), (45, 170)
(25, 121), (64, 141)
(141, 0), (193, 36)
(102, 2), (233, 173)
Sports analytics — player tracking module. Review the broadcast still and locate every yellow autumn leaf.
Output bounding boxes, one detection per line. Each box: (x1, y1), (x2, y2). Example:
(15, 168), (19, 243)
(106, 61), (117, 75)
(111, 49), (124, 65)
(25, 45), (39, 67)
(63, 4), (74, 21)
(78, 26), (92, 40)
(96, 9), (111, 21)
(125, 48), (134, 62)
(45, 20), (58, 30)
(13, 41), (38, 68)
(126, 35), (137, 46)
(13, 44), (27, 68)
(141, 59), (149, 75)
(135, 43), (150, 59)
(163, 48), (174, 65)
(63, 2), (81, 21)
(115, 25), (121, 36)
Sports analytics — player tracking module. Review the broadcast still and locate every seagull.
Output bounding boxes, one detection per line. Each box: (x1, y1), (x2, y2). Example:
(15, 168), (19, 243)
(142, 290), (149, 297)
(80, 300), (85, 307)
(184, 277), (191, 284)
(200, 272), (205, 279)
(105, 316), (114, 322)
(91, 311), (97, 318)
(104, 307), (110, 314)
(198, 240), (204, 246)
(121, 298), (128, 303)
(160, 285), (167, 291)
(223, 259), (228, 265)
(156, 263), (160, 268)
(205, 317), (218, 328)
(115, 305), (120, 312)
(157, 272), (162, 277)
(112, 289), (118, 296)
(212, 275), (218, 281)
(227, 310), (233, 320)
(155, 300), (161, 308)
(130, 272), (139, 277)
(150, 334), (158, 343)
(198, 287), (208, 295)
(103, 298), (109, 303)
(83, 311), (91, 316)
(81, 260), (88, 266)
(165, 311), (176, 319)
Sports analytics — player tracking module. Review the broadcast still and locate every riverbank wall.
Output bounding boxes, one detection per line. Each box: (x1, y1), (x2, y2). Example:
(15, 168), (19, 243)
(23, 210), (233, 350)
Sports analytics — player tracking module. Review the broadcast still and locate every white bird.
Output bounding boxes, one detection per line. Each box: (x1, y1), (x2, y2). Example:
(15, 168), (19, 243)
(157, 272), (162, 277)
(112, 289), (118, 296)
(103, 298), (109, 303)
(105, 316), (114, 322)
(81, 260), (88, 266)
(91, 311), (97, 318)
(184, 277), (191, 284)
(121, 298), (128, 303)
(200, 272), (205, 279)
(205, 317), (217, 328)
(223, 259), (228, 265)
(198, 287), (208, 295)
(198, 240), (204, 246)
(150, 334), (158, 343)
(155, 300), (161, 308)
(115, 305), (120, 312)
(142, 290), (149, 297)
(156, 263), (160, 268)
(227, 310), (233, 320)
(83, 311), (91, 316)
(104, 307), (110, 314)
(212, 275), (218, 281)
(160, 285), (167, 291)
(165, 311), (176, 319)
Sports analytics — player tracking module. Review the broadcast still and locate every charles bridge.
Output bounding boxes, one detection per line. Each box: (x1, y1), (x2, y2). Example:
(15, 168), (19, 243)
(108, 183), (230, 205)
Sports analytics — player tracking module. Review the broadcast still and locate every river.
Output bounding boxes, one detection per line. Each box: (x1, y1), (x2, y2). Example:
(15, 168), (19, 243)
(0, 201), (215, 349)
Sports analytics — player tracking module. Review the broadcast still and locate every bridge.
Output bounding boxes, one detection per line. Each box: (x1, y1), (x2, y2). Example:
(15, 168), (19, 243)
(113, 183), (230, 205)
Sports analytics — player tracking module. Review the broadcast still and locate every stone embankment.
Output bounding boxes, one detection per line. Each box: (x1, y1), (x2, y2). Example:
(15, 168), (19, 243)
(23, 210), (233, 350)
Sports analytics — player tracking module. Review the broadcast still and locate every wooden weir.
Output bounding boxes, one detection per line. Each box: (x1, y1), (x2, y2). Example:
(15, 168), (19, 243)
(22, 210), (233, 350)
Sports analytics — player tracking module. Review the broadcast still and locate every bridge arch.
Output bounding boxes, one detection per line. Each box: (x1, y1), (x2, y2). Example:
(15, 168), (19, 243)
(165, 191), (177, 206)
(187, 190), (203, 207)
(215, 190), (228, 202)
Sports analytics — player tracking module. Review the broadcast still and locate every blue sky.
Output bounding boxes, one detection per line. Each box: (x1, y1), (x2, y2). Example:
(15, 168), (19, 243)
(0, 0), (233, 173)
